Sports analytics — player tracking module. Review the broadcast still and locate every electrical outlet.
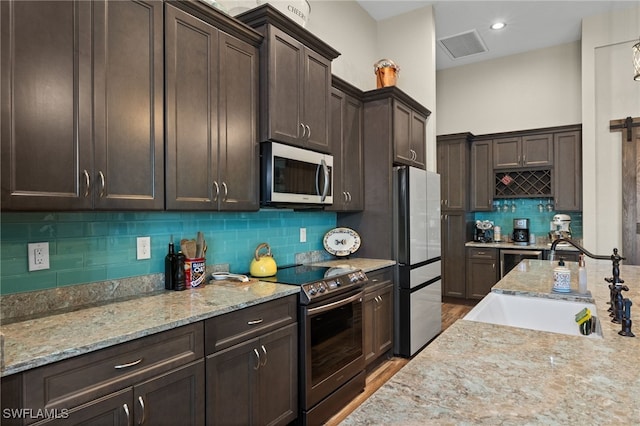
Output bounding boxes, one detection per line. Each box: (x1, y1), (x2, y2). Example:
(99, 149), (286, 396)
(137, 236), (151, 260)
(300, 228), (307, 243)
(28, 242), (50, 271)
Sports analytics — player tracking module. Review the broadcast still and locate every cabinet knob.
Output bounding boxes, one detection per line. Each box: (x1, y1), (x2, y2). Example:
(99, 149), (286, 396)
(253, 348), (261, 370)
(137, 396), (146, 425)
(260, 344), (268, 367)
(300, 123), (306, 138)
(305, 124), (311, 140)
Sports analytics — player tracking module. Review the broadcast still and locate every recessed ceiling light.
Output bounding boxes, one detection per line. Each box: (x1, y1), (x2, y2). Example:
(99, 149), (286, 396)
(490, 22), (506, 30)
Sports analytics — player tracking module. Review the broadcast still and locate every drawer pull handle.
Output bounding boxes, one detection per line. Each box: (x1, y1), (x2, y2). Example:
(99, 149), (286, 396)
(114, 358), (143, 369)
(477, 251), (486, 255)
(253, 348), (261, 370)
(247, 319), (263, 325)
(137, 396), (146, 425)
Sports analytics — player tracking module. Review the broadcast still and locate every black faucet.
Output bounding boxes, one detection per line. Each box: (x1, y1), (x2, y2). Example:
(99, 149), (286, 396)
(549, 239), (634, 337)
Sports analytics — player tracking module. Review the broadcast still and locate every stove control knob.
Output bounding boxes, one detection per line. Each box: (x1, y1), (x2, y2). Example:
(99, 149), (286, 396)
(318, 283), (326, 293)
(308, 285), (317, 296)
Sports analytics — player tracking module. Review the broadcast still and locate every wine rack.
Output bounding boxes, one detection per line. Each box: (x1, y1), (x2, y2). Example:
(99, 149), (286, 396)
(495, 169), (552, 197)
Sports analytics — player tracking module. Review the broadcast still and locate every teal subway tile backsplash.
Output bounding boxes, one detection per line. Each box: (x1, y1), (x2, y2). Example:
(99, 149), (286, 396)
(0, 209), (337, 295)
(474, 198), (582, 239)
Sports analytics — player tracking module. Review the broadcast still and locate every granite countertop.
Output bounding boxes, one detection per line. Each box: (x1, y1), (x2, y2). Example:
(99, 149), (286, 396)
(466, 240), (580, 251)
(0, 281), (299, 376)
(342, 259), (640, 424)
(0, 257), (394, 377)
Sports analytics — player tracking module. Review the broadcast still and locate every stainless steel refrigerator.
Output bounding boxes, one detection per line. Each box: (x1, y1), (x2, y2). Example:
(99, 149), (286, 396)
(393, 166), (442, 357)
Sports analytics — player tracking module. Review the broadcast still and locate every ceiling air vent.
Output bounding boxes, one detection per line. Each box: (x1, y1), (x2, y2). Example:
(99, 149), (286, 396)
(438, 29), (488, 60)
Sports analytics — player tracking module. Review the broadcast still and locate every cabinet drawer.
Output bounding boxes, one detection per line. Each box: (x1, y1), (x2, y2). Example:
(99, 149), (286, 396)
(23, 322), (203, 414)
(467, 247), (497, 260)
(205, 295), (297, 354)
(366, 267), (393, 288)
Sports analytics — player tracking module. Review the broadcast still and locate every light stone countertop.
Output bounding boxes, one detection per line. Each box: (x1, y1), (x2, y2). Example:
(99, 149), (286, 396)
(465, 240), (580, 251)
(342, 259), (640, 425)
(0, 281), (300, 376)
(0, 258), (394, 377)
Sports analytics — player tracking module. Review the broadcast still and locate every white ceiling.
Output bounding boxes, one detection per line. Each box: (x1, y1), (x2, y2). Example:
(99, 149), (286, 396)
(356, 1), (640, 70)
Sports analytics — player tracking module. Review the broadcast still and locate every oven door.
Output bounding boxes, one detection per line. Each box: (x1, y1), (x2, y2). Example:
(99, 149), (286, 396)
(500, 249), (543, 278)
(300, 290), (364, 410)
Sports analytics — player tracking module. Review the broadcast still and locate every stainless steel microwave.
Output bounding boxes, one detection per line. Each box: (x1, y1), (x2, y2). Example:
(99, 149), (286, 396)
(261, 142), (333, 207)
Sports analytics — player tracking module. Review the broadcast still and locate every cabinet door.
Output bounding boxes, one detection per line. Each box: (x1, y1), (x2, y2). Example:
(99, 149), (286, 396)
(470, 141), (493, 211)
(392, 101), (413, 166)
(410, 111), (426, 169)
(165, 5), (218, 210)
(342, 95), (364, 210)
(553, 131), (582, 211)
(374, 283), (394, 357)
(437, 140), (468, 211)
(46, 388), (132, 425)
(362, 290), (377, 364)
(442, 212), (467, 298)
(135, 360), (205, 426)
(255, 324), (298, 426)
(218, 32), (259, 211)
(206, 338), (257, 426)
(466, 258), (498, 299)
(493, 137), (520, 169)
(1, 0), (93, 210)
(93, 0), (164, 210)
(303, 48), (331, 153)
(327, 88), (363, 212)
(522, 133), (553, 167)
(266, 27), (303, 146)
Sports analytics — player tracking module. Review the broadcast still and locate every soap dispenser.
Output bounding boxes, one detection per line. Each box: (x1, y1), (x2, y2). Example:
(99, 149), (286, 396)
(553, 259), (571, 293)
(578, 253), (588, 294)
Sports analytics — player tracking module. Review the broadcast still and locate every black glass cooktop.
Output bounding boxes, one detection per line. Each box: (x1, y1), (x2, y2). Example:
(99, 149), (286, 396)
(260, 265), (356, 286)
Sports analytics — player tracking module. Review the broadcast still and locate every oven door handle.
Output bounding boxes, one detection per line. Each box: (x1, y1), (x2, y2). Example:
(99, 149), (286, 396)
(307, 291), (363, 315)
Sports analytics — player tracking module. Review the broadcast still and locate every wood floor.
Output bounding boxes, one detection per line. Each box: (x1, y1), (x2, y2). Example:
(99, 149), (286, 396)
(324, 299), (476, 426)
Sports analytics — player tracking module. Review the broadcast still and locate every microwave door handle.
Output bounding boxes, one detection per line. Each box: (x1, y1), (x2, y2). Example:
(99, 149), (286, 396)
(320, 159), (329, 201)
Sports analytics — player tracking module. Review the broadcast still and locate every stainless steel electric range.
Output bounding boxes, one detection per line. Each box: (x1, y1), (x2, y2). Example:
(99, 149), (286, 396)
(271, 265), (367, 426)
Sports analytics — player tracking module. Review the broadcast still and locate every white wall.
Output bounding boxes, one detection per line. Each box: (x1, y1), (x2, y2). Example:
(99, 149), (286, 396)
(582, 6), (640, 254)
(306, 1), (438, 171)
(435, 41), (582, 135)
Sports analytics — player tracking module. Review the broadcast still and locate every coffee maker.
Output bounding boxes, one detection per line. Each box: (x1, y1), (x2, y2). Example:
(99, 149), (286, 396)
(474, 220), (494, 243)
(549, 214), (572, 242)
(512, 218), (530, 246)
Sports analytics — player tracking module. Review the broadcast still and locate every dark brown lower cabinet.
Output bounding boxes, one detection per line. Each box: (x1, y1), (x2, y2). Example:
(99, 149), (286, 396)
(46, 361), (205, 426)
(363, 268), (394, 367)
(205, 323), (297, 426)
(442, 212), (470, 298)
(466, 248), (499, 299)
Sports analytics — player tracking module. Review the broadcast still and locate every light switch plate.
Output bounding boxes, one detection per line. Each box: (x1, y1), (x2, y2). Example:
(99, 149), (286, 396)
(28, 242), (50, 271)
(300, 228), (307, 243)
(137, 236), (151, 260)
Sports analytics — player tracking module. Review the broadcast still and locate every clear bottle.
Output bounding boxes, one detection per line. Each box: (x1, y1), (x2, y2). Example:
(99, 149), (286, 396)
(164, 236), (176, 290)
(578, 253), (588, 294)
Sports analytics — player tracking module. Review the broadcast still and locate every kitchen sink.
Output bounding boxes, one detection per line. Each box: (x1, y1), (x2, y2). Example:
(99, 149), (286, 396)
(463, 292), (602, 338)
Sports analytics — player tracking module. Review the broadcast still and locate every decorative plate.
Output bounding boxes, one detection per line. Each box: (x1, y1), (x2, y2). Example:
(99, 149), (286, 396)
(323, 227), (361, 257)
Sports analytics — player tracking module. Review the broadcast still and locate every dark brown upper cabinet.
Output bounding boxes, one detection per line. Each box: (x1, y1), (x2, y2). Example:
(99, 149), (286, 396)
(164, 3), (261, 211)
(327, 76), (364, 212)
(553, 130), (582, 211)
(437, 133), (472, 211)
(493, 134), (553, 169)
(236, 4), (340, 154)
(470, 139), (493, 211)
(363, 87), (431, 170)
(1, 0), (164, 211)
